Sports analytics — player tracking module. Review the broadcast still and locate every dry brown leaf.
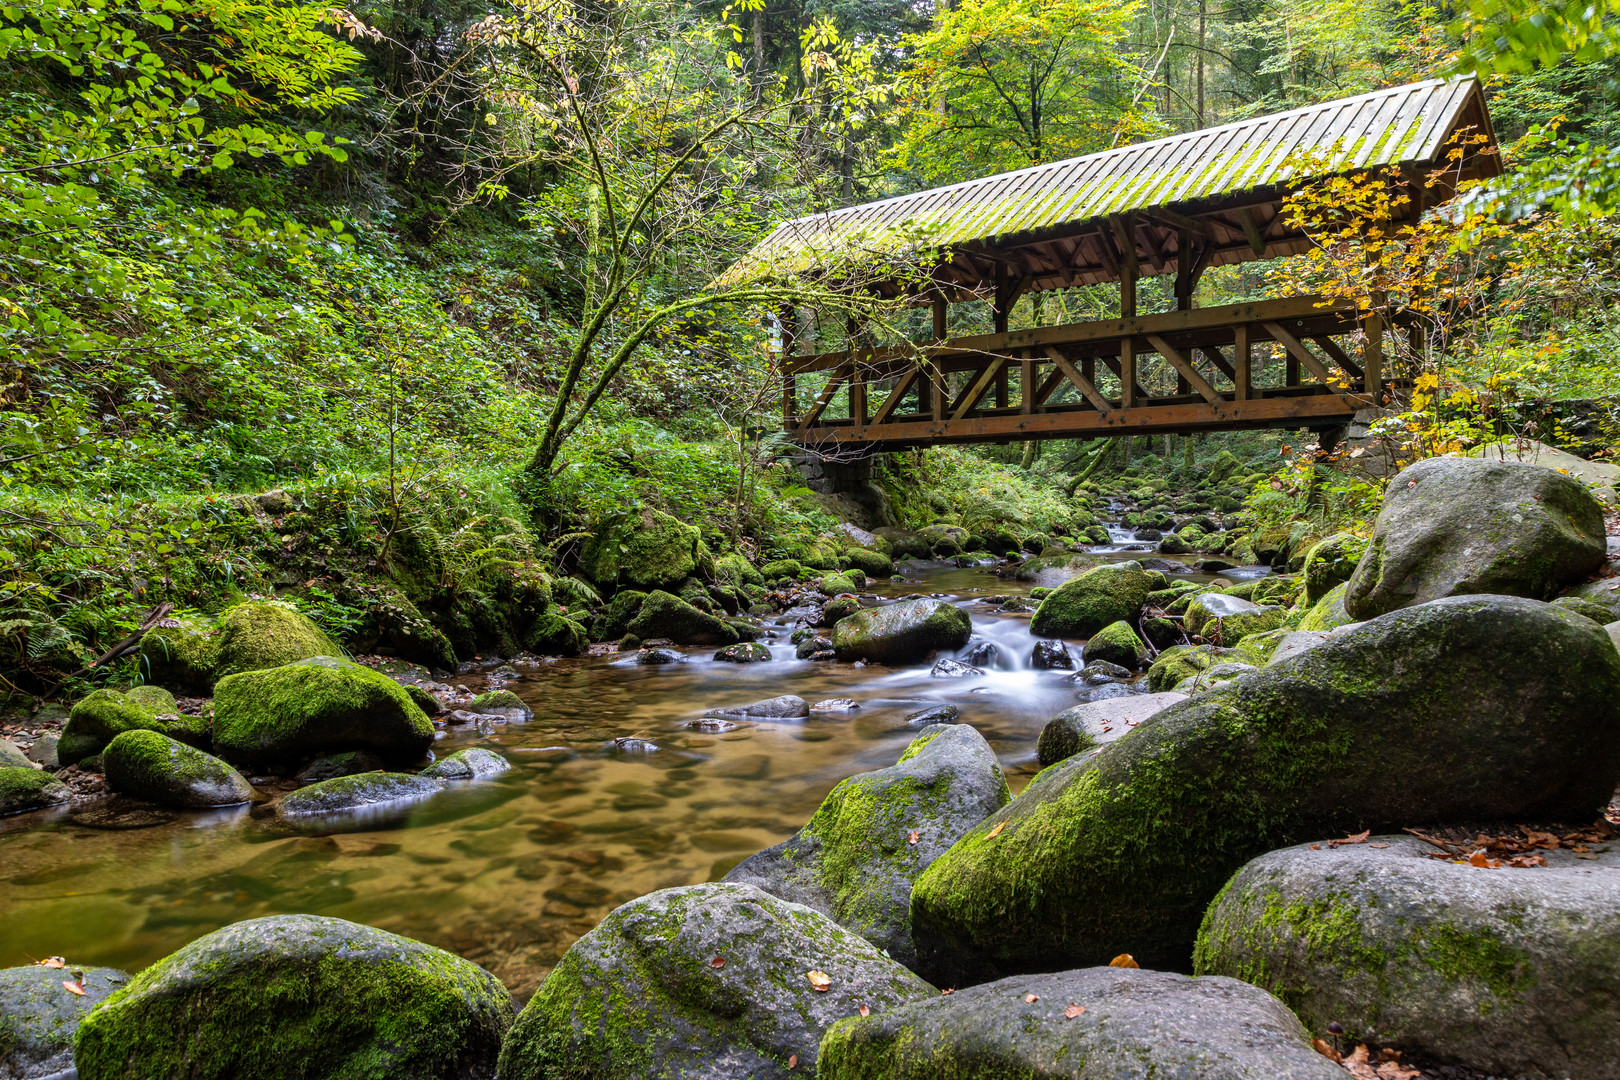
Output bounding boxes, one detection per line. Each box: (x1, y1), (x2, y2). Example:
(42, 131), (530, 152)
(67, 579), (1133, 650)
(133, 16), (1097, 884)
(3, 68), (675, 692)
(1064, 1003), (1085, 1019)
(987, 820), (1009, 839)
(807, 970), (831, 992)
(1368, 843), (1390, 849)
(1312, 1038), (1342, 1063)
(62, 980), (85, 996)
(1468, 851), (1501, 869)
(1329, 830), (1371, 847)
(1107, 954), (1139, 969)
(940, 988), (955, 995)
(908, 830), (919, 846)
(787, 1054), (798, 1070)
(858, 1004), (870, 1017)
(1023, 993), (1039, 1003)
(36, 957), (65, 969)
(710, 957), (725, 969)
(1342, 1044), (1378, 1079)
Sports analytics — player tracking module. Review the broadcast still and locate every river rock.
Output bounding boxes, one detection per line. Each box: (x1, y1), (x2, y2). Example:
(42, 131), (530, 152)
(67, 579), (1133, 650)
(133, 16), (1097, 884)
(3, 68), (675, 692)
(1197, 836), (1620, 1080)
(714, 641), (771, 662)
(844, 547), (893, 579)
(0, 962), (128, 1079)
(962, 640), (1002, 668)
(578, 505), (702, 592)
(818, 966), (1343, 1080)
(212, 600), (342, 680)
(1563, 577), (1620, 621)
(467, 689), (530, 719)
(1079, 620), (1147, 668)
(0, 737), (29, 770)
(1028, 640), (1074, 670)
(212, 656), (434, 772)
(103, 730), (254, 808)
(1172, 661), (1258, 695)
(1298, 581), (1355, 631)
(726, 725), (1009, 969)
(58, 687), (209, 766)
(626, 590), (739, 646)
(794, 636), (834, 660)
(420, 748), (510, 781)
(294, 750), (385, 783)
(496, 883), (935, 1080)
(713, 695), (809, 720)
(812, 698), (860, 712)
(72, 914), (514, 1079)
(635, 647), (683, 664)
(833, 598), (972, 664)
(0, 767), (69, 818)
(277, 772), (441, 818)
(1301, 531), (1365, 604)
(1036, 692), (1187, 766)
(1065, 660), (1131, 684)
(929, 657), (983, 678)
(1345, 456), (1606, 620)
(904, 705), (959, 725)
(909, 595), (1620, 983)
(1029, 561), (1163, 638)
(137, 615), (222, 693)
(1144, 643), (1239, 691)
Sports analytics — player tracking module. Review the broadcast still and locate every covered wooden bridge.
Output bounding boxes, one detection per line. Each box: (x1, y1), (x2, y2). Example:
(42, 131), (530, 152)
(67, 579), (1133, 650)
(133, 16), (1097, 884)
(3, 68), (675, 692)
(725, 78), (1501, 451)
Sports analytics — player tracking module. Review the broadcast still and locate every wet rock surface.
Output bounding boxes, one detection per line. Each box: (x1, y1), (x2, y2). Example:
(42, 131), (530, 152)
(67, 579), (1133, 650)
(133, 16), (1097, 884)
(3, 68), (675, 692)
(0, 962), (128, 1079)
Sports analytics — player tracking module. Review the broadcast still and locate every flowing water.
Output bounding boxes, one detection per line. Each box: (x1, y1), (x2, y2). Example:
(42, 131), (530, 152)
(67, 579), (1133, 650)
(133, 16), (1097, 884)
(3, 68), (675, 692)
(0, 554), (1225, 999)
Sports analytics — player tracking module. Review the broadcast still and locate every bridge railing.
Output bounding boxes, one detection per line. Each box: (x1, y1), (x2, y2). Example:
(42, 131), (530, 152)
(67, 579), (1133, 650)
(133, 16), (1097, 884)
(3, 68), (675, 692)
(782, 295), (1400, 449)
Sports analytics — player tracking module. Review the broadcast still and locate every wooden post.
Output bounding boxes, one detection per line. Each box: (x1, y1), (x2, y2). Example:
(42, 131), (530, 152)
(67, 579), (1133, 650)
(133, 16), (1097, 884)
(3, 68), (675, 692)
(1121, 265), (1137, 319)
(993, 266), (1011, 335)
(1362, 312), (1384, 401)
(1120, 337), (1137, 409)
(849, 378), (866, 430)
(930, 367), (946, 421)
(1020, 355), (1034, 415)
(932, 296), (948, 342)
(780, 305), (797, 424)
(1233, 323), (1251, 401)
(995, 364), (1009, 408)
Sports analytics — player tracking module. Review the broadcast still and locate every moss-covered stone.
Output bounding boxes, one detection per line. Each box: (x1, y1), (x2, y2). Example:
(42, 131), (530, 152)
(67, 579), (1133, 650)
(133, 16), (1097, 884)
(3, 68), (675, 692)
(593, 590), (646, 641)
(1231, 627), (1290, 666)
(1300, 532), (1366, 605)
(468, 689), (530, 718)
(758, 559), (803, 582)
(0, 962), (128, 1078)
(578, 505), (702, 592)
(1144, 643), (1239, 692)
(0, 766), (69, 817)
(103, 729), (254, 808)
(278, 771), (442, 817)
(137, 616), (221, 693)
(818, 572), (859, 596)
(714, 642), (772, 663)
(1186, 595), (1286, 643)
(1562, 578), (1620, 621)
(524, 611), (589, 656)
(844, 548), (893, 579)
(625, 590), (739, 647)
(1080, 620), (1147, 668)
(1549, 594), (1614, 624)
(73, 914), (514, 1080)
(294, 751), (385, 784)
(910, 595), (1620, 983)
(212, 656), (434, 772)
(496, 883), (934, 1080)
(1297, 581), (1354, 632)
(1172, 661), (1258, 695)
(1029, 561), (1163, 638)
(420, 748), (510, 781)
(212, 601), (341, 681)
(725, 725), (1009, 969)
(819, 596), (861, 627)
(59, 688), (208, 766)
(714, 552), (765, 588)
(832, 599), (971, 665)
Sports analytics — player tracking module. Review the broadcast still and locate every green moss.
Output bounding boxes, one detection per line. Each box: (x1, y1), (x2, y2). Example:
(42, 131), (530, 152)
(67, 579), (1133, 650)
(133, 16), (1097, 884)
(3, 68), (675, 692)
(103, 729), (253, 808)
(845, 548), (893, 579)
(578, 505), (702, 592)
(1302, 532), (1367, 605)
(138, 616), (221, 692)
(819, 572), (859, 596)
(525, 612), (589, 656)
(758, 558), (803, 582)
(593, 590), (646, 641)
(1298, 582), (1353, 632)
(0, 766), (67, 816)
(1231, 627), (1290, 666)
(1144, 644), (1236, 692)
(214, 601), (341, 680)
(1028, 561), (1162, 638)
(469, 690), (528, 714)
(713, 552), (765, 588)
(59, 688), (207, 766)
(625, 590), (738, 646)
(1081, 619), (1147, 668)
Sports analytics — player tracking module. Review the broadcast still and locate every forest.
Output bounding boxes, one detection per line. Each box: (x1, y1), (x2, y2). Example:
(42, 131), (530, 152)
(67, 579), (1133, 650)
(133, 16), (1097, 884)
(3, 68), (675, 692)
(1, 0), (1620, 1077)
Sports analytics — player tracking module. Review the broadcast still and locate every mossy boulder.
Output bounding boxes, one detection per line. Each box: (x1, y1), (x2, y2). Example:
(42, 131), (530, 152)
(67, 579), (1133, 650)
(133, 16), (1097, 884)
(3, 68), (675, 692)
(0, 766), (69, 817)
(819, 596), (861, 627)
(1186, 594), (1285, 642)
(496, 882), (935, 1080)
(1173, 661), (1258, 695)
(468, 689), (530, 719)
(1029, 561), (1163, 638)
(832, 599), (972, 665)
(909, 595), (1620, 983)
(1550, 594), (1615, 623)
(844, 548), (893, 579)
(137, 616), (221, 693)
(1036, 692), (1187, 767)
(714, 552), (765, 588)
(277, 772), (442, 818)
(73, 914), (514, 1080)
(1197, 837), (1620, 1080)
(714, 642), (772, 663)
(593, 590), (646, 641)
(1300, 532), (1366, 605)
(758, 559), (804, 583)
(818, 967), (1343, 1080)
(212, 656), (434, 772)
(214, 601), (342, 680)
(818, 572), (859, 596)
(0, 737), (28, 770)
(59, 687), (207, 767)
(421, 748), (511, 781)
(578, 505), (702, 592)
(1562, 578), (1620, 621)
(1080, 620), (1147, 668)
(0, 962), (128, 1079)
(1231, 627), (1290, 666)
(1297, 581), (1354, 632)
(725, 725), (1010, 969)
(103, 730), (254, 808)
(872, 528), (932, 561)
(524, 612), (589, 657)
(1345, 457), (1607, 620)
(625, 590), (739, 647)
(295, 751), (386, 784)
(1144, 643), (1238, 692)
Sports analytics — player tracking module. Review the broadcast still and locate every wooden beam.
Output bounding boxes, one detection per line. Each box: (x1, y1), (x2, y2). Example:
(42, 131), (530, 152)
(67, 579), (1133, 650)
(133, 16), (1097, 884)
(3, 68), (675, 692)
(1235, 207), (1267, 258)
(1138, 221), (1170, 275)
(930, 366), (947, 420)
(795, 364), (850, 436)
(1145, 206), (1217, 241)
(951, 359), (1007, 420)
(1044, 348), (1114, 412)
(1311, 335), (1363, 381)
(870, 367), (921, 425)
(932, 297), (948, 341)
(1020, 357), (1035, 415)
(1200, 345), (1237, 382)
(1032, 367), (1066, 409)
(1144, 334), (1223, 405)
(1120, 338), (1137, 408)
(849, 376), (866, 429)
(1262, 322), (1346, 393)
(1233, 324), (1251, 401)
(1108, 214), (1140, 276)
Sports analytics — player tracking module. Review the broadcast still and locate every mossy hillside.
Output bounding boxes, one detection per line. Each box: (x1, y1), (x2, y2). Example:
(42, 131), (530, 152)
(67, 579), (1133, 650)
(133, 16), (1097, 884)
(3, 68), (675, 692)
(102, 729), (254, 808)
(72, 914), (515, 1080)
(0, 766), (69, 816)
(907, 596), (1620, 983)
(578, 506), (702, 592)
(625, 590), (738, 646)
(213, 601), (342, 680)
(138, 616), (222, 693)
(211, 656), (434, 771)
(59, 688), (208, 766)
(1029, 561), (1164, 638)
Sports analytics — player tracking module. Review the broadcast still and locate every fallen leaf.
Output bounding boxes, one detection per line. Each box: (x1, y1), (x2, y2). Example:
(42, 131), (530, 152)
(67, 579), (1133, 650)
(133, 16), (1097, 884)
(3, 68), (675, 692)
(1506, 853), (1547, 868)
(710, 957), (725, 969)
(1312, 1038), (1342, 1063)
(940, 988), (955, 995)
(807, 970), (831, 992)
(908, 830), (919, 846)
(36, 957), (65, 969)
(1468, 851), (1501, 869)
(1368, 843), (1390, 848)
(1329, 830), (1371, 847)
(787, 1054), (798, 1069)
(858, 1004), (870, 1017)
(1023, 992), (1039, 1003)
(62, 980), (85, 996)
(987, 820), (1009, 839)
(1309, 844), (1321, 850)
(1107, 954), (1139, 968)
(1342, 1044), (1378, 1079)
(1576, 852), (1600, 860)
(1064, 1003), (1086, 1019)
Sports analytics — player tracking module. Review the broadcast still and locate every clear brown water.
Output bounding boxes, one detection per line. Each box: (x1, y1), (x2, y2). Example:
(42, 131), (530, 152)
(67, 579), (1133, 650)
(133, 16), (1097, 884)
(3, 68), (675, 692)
(0, 558), (1220, 999)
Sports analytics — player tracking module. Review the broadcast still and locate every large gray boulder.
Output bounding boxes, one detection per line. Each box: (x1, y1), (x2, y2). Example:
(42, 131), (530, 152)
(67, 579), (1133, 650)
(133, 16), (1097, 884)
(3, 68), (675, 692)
(1197, 837), (1620, 1080)
(818, 967), (1344, 1080)
(103, 729), (254, 808)
(1345, 456), (1606, 619)
(73, 915), (515, 1080)
(909, 596), (1620, 984)
(0, 962), (127, 1079)
(277, 772), (441, 819)
(496, 883), (935, 1080)
(725, 725), (1010, 969)
(1036, 692), (1186, 766)
(1029, 561), (1163, 638)
(832, 598), (971, 664)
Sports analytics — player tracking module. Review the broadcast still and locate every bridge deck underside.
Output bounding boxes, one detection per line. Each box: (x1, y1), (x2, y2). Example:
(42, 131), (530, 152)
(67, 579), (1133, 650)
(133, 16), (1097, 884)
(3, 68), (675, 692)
(783, 296), (1396, 451)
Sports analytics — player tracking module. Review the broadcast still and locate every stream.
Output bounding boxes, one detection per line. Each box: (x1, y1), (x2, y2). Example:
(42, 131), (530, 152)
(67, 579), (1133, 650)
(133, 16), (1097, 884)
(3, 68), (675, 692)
(0, 546), (1232, 1000)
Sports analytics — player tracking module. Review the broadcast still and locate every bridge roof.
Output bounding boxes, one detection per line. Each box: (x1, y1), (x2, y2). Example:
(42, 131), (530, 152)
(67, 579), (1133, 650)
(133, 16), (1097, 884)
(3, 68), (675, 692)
(725, 78), (1499, 298)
